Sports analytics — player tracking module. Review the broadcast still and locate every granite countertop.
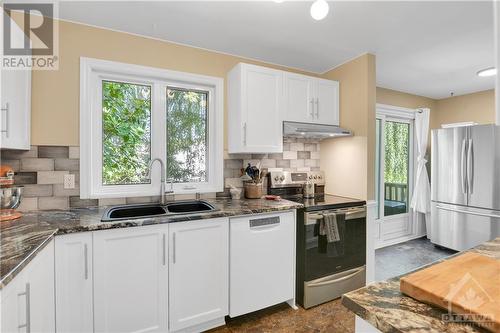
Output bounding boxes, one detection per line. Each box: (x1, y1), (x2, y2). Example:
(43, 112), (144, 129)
(342, 238), (500, 333)
(0, 197), (303, 289)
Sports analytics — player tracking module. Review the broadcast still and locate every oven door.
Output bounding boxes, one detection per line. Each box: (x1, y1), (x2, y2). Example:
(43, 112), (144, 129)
(304, 206), (366, 282)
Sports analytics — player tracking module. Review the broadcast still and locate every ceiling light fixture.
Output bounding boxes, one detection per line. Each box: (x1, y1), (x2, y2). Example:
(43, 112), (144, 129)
(310, 0), (329, 21)
(273, 0), (284, 3)
(477, 67), (497, 77)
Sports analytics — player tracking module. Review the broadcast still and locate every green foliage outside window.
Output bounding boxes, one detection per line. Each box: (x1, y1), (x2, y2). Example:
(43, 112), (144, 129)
(166, 88), (208, 183)
(384, 121), (409, 184)
(102, 81), (151, 185)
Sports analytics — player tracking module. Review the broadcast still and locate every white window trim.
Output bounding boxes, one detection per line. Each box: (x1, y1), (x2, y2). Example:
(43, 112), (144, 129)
(376, 103), (416, 120)
(80, 57), (224, 199)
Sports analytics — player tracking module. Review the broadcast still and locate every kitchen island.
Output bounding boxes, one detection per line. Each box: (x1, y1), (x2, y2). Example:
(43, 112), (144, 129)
(342, 238), (500, 333)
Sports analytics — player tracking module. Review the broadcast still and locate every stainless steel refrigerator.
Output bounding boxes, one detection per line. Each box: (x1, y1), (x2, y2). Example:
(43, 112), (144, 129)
(431, 124), (500, 251)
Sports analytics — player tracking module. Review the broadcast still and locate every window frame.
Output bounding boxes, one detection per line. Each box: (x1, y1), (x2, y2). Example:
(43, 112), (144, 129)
(80, 57), (224, 199)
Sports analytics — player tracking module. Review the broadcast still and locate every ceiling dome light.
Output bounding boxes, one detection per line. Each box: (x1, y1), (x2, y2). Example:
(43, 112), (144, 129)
(310, 0), (329, 21)
(477, 67), (497, 77)
(273, 0), (284, 3)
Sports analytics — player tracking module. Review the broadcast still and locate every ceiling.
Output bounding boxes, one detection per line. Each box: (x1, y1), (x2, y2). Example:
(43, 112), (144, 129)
(57, 1), (496, 99)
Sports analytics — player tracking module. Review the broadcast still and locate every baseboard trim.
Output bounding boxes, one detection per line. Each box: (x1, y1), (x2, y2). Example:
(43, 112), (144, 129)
(375, 233), (427, 250)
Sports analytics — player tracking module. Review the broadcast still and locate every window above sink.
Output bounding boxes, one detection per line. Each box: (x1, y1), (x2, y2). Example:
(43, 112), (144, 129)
(79, 58), (224, 199)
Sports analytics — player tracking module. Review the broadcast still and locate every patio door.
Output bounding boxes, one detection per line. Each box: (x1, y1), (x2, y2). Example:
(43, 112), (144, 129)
(375, 107), (415, 248)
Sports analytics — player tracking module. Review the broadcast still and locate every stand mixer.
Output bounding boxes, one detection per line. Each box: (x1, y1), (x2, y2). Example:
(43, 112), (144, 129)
(0, 165), (23, 221)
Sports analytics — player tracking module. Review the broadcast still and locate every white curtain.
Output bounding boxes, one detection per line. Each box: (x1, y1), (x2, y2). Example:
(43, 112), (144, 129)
(410, 108), (431, 237)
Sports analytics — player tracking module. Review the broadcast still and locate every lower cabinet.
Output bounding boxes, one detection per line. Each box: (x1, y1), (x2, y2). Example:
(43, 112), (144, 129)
(55, 232), (93, 333)
(1, 240), (55, 333)
(93, 225), (169, 333)
(168, 218), (229, 332)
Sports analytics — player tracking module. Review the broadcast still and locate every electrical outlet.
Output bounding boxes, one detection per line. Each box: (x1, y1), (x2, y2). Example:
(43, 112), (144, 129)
(63, 174), (75, 189)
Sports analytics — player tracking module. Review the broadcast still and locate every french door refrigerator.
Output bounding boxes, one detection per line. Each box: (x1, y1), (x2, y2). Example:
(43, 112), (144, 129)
(431, 124), (500, 251)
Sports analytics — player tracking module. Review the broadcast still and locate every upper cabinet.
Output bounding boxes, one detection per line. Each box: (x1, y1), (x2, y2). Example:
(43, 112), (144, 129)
(284, 73), (315, 123)
(227, 63), (339, 153)
(284, 73), (339, 126)
(0, 22), (31, 150)
(228, 63), (283, 153)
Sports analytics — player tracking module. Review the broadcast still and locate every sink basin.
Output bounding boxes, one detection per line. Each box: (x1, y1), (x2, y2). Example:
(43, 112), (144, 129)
(101, 200), (216, 222)
(102, 204), (168, 221)
(165, 200), (216, 214)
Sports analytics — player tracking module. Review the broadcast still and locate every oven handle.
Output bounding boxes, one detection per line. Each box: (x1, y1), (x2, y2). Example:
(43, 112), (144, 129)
(306, 207), (366, 221)
(308, 267), (365, 287)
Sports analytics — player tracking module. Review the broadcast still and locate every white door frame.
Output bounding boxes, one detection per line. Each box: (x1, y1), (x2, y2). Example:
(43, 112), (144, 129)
(375, 104), (418, 249)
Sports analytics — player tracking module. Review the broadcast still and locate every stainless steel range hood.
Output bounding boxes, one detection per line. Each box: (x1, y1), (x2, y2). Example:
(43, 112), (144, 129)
(283, 121), (353, 140)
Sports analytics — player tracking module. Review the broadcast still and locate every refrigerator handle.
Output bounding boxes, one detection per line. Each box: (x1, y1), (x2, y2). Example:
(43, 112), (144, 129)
(461, 139), (467, 194)
(467, 139), (474, 194)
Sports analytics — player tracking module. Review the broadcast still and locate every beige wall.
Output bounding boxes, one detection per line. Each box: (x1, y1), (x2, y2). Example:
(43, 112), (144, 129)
(376, 87), (495, 130)
(31, 18), (317, 146)
(376, 87), (436, 110)
(432, 89), (495, 129)
(320, 54), (376, 200)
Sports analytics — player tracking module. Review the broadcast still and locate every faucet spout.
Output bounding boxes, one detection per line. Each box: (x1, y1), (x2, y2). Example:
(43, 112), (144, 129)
(147, 158), (167, 205)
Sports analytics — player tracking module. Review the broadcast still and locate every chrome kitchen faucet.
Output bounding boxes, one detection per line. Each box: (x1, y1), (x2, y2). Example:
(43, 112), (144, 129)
(147, 158), (173, 205)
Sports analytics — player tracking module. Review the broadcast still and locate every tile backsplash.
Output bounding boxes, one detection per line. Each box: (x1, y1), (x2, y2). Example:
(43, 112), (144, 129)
(1, 138), (320, 211)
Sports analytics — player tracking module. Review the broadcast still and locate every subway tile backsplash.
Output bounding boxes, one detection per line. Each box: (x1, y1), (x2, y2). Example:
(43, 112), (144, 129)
(0, 137), (320, 211)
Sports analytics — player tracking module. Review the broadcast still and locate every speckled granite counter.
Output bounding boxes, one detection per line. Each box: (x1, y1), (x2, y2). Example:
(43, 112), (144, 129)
(1, 198), (303, 289)
(342, 238), (500, 333)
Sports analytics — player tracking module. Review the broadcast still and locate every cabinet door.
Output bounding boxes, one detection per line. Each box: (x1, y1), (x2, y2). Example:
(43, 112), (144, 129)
(0, 21), (31, 150)
(284, 73), (315, 123)
(314, 79), (339, 126)
(1, 241), (55, 333)
(55, 233), (93, 333)
(169, 218), (228, 332)
(93, 225), (168, 333)
(229, 211), (295, 317)
(25, 240), (55, 333)
(242, 64), (283, 153)
(1, 265), (28, 333)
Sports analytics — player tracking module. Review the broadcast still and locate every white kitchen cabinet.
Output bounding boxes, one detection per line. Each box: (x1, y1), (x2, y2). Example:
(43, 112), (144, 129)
(284, 72), (315, 123)
(228, 63), (283, 153)
(1, 240), (55, 333)
(169, 218), (229, 332)
(229, 211), (296, 317)
(283, 73), (339, 126)
(0, 21), (31, 150)
(315, 78), (339, 125)
(93, 225), (168, 333)
(55, 233), (93, 333)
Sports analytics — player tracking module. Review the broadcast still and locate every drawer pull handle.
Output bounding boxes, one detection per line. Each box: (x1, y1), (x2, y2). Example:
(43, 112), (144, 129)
(17, 283), (30, 332)
(1, 103), (9, 137)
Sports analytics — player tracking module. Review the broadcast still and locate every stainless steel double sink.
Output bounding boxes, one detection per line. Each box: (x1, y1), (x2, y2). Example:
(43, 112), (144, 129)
(101, 200), (216, 222)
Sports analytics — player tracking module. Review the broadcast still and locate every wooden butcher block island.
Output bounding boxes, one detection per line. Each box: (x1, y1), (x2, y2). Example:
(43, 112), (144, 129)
(400, 252), (500, 332)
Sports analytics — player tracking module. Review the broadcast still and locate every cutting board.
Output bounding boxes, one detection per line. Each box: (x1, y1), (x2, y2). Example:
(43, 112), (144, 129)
(400, 252), (500, 332)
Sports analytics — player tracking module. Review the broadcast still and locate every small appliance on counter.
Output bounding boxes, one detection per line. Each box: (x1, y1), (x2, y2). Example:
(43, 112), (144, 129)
(0, 165), (23, 221)
(267, 171), (367, 308)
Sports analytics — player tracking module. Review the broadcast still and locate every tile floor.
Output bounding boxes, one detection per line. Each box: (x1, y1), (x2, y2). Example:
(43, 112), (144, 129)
(208, 299), (354, 333)
(375, 236), (457, 281)
(209, 237), (456, 332)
